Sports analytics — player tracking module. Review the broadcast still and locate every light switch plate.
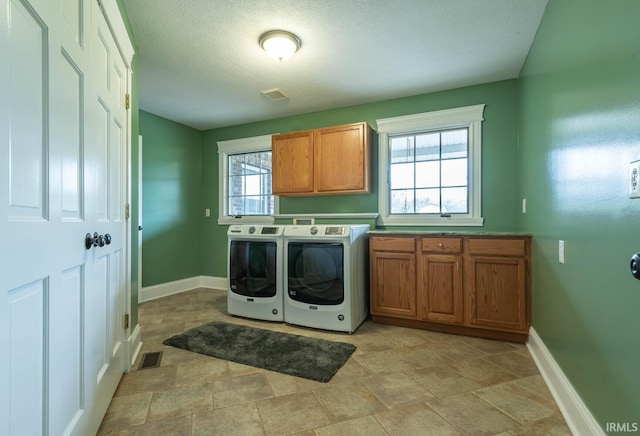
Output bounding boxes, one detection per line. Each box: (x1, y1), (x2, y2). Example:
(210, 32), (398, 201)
(559, 240), (565, 264)
(630, 160), (640, 199)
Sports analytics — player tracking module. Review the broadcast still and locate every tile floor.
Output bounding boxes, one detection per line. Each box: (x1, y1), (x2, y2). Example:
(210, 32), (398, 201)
(98, 288), (572, 435)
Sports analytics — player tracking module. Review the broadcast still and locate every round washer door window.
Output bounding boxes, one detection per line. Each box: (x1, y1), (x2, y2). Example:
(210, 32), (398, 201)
(295, 246), (338, 293)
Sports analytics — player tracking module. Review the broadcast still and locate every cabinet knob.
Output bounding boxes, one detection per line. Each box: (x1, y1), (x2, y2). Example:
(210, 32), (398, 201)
(438, 243), (444, 248)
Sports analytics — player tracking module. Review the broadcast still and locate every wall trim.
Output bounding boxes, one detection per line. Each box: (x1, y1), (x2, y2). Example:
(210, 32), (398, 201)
(276, 213), (379, 219)
(526, 327), (604, 436)
(98, 0), (135, 64)
(124, 324), (142, 372)
(200, 275), (227, 290)
(140, 276), (226, 302)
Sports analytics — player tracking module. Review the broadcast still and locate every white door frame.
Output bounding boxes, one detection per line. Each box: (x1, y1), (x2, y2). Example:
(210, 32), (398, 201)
(138, 134), (143, 304)
(98, 0), (139, 374)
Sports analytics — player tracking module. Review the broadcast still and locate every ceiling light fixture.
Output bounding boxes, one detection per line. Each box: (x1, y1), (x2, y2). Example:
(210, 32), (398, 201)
(259, 30), (301, 62)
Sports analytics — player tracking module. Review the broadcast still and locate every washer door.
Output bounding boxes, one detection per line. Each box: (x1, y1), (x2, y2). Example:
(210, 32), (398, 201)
(229, 240), (277, 297)
(287, 242), (344, 305)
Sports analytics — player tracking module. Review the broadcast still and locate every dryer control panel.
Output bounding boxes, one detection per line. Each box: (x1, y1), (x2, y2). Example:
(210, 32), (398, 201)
(324, 226), (345, 235)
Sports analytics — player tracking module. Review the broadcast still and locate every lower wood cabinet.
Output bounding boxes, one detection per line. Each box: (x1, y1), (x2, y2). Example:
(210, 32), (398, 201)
(369, 237), (417, 318)
(420, 254), (463, 324)
(466, 238), (529, 333)
(370, 234), (531, 342)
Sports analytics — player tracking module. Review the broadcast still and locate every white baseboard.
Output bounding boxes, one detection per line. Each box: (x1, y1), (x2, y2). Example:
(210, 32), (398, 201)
(526, 327), (604, 436)
(140, 275), (226, 303)
(125, 324), (143, 372)
(200, 275), (227, 290)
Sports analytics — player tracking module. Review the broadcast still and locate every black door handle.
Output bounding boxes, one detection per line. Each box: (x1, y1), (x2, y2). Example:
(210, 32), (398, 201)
(85, 232), (111, 249)
(85, 233), (95, 249)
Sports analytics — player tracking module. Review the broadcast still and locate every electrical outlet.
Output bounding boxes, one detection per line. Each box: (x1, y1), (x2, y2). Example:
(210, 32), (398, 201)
(205, 208), (210, 217)
(559, 240), (565, 264)
(630, 160), (640, 199)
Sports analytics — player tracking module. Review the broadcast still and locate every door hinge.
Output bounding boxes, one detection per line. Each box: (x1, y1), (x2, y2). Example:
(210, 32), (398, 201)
(124, 313), (130, 329)
(125, 203), (130, 219)
(125, 93), (130, 110)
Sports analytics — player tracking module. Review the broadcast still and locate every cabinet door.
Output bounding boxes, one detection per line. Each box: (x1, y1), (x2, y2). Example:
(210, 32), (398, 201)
(419, 254), (463, 324)
(315, 123), (370, 193)
(370, 251), (417, 318)
(466, 256), (527, 332)
(272, 130), (314, 194)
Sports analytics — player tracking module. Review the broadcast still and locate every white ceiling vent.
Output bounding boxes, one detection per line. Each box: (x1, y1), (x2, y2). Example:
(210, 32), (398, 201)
(261, 88), (288, 101)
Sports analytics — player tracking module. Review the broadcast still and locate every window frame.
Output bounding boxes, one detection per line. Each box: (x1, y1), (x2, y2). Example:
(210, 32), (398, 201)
(377, 104), (485, 227)
(217, 134), (279, 225)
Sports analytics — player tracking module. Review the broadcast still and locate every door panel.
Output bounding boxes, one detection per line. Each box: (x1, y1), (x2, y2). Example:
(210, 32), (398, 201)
(58, 51), (84, 220)
(50, 265), (84, 435)
(109, 249), (124, 356)
(91, 253), (109, 383)
(60, 0), (82, 44)
(96, 100), (110, 221)
(8, 0), (46, 221)
(110, 118), (124, 221)
(8, 279), (46, 436)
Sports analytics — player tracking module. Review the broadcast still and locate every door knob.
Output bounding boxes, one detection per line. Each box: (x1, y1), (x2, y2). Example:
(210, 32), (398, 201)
(85, 232), (111, 249)
(85, 233), (94, 249)
(631, 253), (640, 280)
(85, 232), (100, 249)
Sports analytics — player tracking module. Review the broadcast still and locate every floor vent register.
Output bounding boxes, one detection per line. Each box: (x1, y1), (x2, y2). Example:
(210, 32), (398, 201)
(138, 351), (163, 370)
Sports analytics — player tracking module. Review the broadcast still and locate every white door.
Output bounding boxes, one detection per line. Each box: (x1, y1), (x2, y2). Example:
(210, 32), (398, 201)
(0, 0), (132, 435)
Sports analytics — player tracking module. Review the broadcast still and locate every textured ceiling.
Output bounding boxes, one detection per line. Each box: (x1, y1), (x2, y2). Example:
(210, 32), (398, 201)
(122, 0), (548, 131)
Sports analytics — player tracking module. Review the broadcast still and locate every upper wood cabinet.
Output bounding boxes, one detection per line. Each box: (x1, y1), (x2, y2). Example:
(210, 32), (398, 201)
(271, 122), (373, 196)
(272, 129), (314, 194)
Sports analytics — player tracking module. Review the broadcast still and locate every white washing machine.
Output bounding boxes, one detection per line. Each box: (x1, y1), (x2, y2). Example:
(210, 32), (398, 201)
(227, 224), (284, 321)
(284, 224), (370, 333)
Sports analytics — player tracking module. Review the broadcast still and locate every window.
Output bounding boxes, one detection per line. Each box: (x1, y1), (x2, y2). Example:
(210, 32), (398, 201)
(228, 152), (273, 215)
(377, 105), (485, 226)
(218, 134), (278, 224)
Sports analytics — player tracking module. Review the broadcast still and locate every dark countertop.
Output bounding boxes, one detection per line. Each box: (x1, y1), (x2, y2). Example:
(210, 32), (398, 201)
(368, 230), (532, 237)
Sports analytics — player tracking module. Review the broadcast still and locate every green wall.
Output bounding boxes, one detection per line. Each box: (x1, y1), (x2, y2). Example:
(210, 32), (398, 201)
(140, 111), (203, 286)
(518, 0), (640, 427)
(201, 79), (520, 277)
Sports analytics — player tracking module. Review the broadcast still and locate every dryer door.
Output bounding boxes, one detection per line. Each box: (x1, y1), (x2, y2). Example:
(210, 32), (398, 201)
(287, 242), (344, 305)
(229, 240), (278, 297)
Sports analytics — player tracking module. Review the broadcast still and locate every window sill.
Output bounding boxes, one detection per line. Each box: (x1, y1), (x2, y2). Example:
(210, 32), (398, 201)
(275, 213), (379, 220)
(218, 216), (276, 225)
(377, 216), (484, 227)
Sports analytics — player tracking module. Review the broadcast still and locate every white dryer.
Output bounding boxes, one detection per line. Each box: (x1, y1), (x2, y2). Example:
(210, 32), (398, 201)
(284, 224), (370, 333)
(227, 224), (284, 321)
